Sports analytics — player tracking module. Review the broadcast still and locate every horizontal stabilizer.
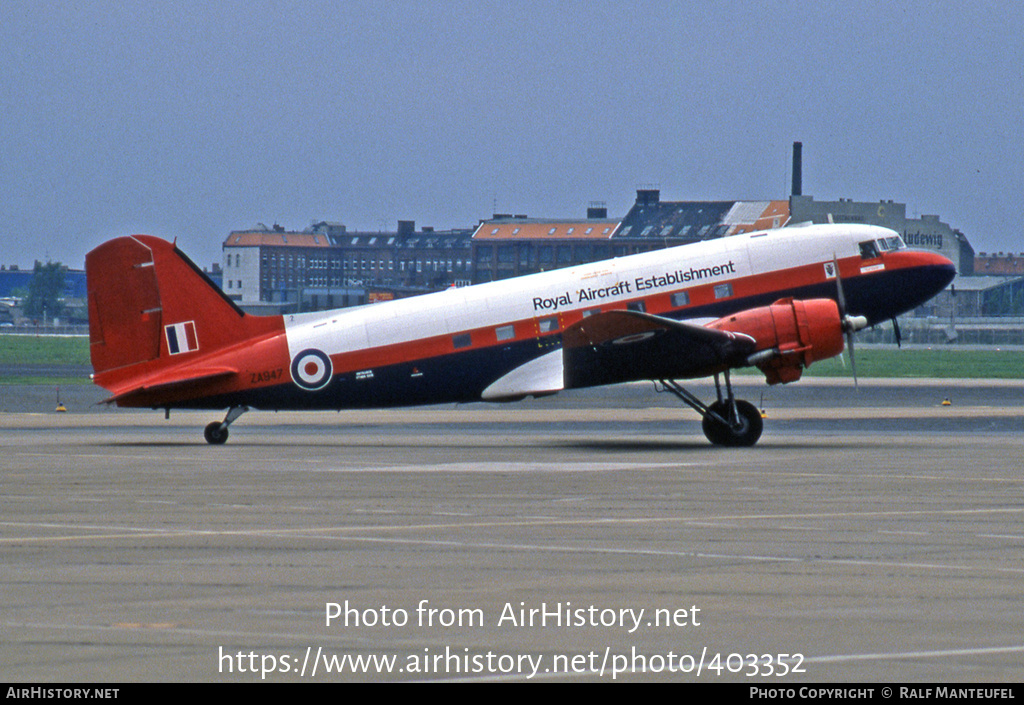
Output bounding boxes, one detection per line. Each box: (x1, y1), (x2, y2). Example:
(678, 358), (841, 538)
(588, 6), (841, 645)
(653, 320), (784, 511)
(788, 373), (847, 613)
(101, 366), (238, 404)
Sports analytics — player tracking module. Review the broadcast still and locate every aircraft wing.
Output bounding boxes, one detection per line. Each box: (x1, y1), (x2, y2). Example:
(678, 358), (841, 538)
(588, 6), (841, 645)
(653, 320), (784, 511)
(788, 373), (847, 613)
(561, 310), (756, 388)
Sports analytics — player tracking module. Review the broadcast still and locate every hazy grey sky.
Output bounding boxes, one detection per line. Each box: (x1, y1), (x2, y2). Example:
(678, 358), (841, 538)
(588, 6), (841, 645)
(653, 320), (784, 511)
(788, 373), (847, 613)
(2, 0), (1022, 269)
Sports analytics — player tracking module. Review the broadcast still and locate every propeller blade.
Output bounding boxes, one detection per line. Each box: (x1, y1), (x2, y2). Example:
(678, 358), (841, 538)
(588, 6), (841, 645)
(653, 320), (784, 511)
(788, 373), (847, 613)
(846, 327), (858, 387)
(832, 254), (865, 387)
(832, 254), (848, 315)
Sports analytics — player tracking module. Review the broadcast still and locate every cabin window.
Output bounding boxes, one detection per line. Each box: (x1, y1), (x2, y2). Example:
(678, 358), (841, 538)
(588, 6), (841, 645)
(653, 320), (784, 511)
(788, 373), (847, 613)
(496, 325), (515, 342)
(582, 308), (600, 318)
(627, 300), (646, 313)
(714, 283), (733, 299)
(671, 291), (690, 307)
(538, 317), (558, 334)
(453, 333), (472, 349)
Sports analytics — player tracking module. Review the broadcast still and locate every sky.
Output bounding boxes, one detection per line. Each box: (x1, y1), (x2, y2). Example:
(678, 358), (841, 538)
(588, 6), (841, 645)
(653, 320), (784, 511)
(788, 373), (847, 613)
(1, 0), (1022, 270)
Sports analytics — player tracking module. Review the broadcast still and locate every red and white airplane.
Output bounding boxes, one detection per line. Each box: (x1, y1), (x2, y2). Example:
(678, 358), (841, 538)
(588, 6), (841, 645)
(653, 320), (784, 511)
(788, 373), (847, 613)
(86, 223), (955, 446)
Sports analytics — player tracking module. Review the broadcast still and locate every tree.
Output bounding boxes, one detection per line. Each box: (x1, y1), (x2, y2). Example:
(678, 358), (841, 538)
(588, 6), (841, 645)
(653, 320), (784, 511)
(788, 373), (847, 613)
(23, 260), (66, 321)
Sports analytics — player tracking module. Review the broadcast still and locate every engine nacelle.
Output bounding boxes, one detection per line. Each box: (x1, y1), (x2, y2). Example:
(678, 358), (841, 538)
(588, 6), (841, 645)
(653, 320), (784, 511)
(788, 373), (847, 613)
(707, 298), (845, 384)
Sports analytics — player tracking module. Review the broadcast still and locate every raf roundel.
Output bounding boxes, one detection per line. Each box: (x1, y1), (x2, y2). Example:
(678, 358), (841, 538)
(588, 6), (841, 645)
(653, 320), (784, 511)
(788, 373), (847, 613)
(290, 349), (333, 391)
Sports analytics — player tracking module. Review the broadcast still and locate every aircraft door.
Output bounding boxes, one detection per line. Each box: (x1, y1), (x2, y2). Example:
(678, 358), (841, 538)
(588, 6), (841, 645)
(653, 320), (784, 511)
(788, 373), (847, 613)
(533, 313), (563, 351)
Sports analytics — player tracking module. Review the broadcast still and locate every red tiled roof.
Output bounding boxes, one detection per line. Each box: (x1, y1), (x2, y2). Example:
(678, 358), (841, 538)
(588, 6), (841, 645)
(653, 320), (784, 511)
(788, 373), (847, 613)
(473, 221), (620, 240)
(224, 232), (331, 247)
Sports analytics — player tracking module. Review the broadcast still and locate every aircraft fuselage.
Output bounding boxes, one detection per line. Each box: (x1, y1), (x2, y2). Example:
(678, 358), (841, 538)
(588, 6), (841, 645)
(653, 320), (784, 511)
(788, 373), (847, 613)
(121, 223), (952, 411)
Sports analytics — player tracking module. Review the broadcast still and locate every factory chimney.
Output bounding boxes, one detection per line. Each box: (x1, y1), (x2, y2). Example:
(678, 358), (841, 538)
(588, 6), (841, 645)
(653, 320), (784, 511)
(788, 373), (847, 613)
(791, 142), (803, 196)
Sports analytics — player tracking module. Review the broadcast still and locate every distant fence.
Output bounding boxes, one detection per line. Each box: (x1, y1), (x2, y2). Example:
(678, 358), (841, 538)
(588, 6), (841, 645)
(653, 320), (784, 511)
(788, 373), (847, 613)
(848, 317), (1024, 346)
(0, 326), (89, 337)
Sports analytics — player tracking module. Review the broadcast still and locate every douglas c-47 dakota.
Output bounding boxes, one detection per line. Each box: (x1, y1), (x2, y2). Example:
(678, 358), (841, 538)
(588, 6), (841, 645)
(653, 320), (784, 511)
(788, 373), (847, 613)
(85, 223), (955, 446)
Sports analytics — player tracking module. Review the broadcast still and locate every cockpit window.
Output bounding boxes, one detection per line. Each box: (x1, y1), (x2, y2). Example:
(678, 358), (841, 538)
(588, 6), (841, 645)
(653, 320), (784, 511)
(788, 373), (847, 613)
(859, 240), (880, 259)
(875, 236), (905, 252)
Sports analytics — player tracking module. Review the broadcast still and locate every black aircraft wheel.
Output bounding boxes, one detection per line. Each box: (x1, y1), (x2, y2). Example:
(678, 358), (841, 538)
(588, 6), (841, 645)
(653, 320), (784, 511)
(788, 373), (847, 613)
(204, 422), (229, 445)
(702, 400), (763, 447)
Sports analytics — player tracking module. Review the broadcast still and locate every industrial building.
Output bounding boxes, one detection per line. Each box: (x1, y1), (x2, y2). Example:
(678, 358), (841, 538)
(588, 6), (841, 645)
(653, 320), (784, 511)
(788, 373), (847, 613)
(222, 221), (475, 315)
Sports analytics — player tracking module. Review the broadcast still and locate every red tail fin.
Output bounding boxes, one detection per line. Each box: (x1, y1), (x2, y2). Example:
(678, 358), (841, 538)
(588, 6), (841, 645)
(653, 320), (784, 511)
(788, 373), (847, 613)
(86, 235), (280, 395)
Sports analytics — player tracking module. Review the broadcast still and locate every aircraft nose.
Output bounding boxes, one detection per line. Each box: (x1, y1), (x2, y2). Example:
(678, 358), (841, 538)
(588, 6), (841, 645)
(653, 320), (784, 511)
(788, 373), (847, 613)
(896, 249), (957, 308)
(853, 249), (957, 325)
(919, 251), (957, 293)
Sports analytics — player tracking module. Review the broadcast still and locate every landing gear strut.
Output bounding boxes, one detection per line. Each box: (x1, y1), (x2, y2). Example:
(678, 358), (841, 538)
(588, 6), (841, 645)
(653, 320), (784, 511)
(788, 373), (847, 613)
(204, 406), (249, 445)
(659, 372), (763, 447)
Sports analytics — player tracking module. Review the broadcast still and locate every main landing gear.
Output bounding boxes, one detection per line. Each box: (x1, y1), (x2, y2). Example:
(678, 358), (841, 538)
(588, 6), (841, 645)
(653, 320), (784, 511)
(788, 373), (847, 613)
(203, 406), (249, 445)
(659, 372), (764, 447)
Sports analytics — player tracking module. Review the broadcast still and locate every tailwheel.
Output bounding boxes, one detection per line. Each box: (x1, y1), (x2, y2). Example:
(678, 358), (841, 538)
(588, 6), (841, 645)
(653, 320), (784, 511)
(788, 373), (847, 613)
(203, 406), (249, 445)
(701, 399), (763, 447)
(204, 421), (229, 445)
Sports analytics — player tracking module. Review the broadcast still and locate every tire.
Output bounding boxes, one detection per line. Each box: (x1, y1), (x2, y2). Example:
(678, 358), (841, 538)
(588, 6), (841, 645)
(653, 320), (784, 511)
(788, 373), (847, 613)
(204, 421), (229, 445)
(701, 400), (763, 447)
